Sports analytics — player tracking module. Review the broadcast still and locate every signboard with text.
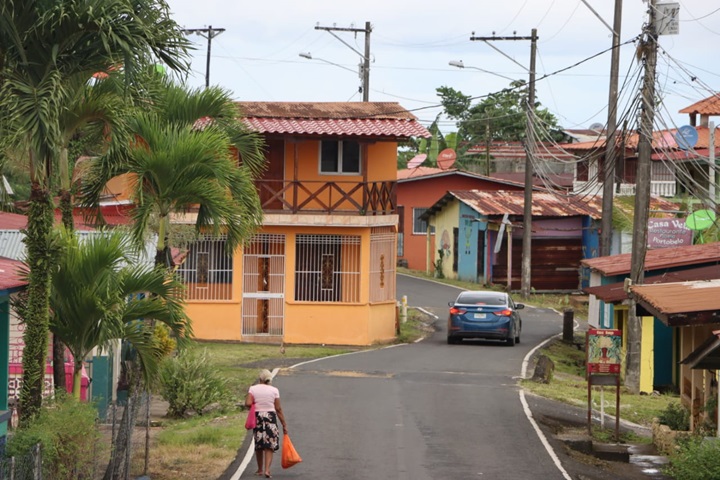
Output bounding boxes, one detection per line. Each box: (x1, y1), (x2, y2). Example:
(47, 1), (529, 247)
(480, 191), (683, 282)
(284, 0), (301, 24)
(587, 329), (622, 375)
(647, 218), (693, 249)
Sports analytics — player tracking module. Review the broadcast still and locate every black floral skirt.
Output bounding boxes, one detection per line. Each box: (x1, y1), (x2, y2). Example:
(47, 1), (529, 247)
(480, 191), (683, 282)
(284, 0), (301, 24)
(254, 411), (280, 451)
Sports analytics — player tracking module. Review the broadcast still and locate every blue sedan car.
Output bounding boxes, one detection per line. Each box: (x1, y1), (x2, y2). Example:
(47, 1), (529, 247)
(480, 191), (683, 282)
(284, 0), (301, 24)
(447, 290), (524, 346)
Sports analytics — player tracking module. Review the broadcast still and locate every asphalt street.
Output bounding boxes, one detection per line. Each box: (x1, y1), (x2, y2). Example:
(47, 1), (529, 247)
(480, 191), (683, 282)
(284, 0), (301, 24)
(231, 274), (574, 479)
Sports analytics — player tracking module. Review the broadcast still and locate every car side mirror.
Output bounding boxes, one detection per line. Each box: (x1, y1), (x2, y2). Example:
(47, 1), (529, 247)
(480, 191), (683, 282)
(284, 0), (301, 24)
(515, 304), (525, 310)
(448, 301), (453, 307)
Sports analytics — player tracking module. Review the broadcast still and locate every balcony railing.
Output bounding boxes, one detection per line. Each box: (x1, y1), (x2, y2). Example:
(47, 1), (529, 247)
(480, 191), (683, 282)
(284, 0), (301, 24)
(572, 180), (676, 198)
(256, 179), (396, 215)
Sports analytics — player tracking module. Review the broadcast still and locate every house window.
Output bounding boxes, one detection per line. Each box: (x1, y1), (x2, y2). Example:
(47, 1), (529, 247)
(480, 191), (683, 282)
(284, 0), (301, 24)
(177, 235), (233, 300)
(295, 234), (360, 303)
(320, 140), (361, 174)
(413, 208), (434, 235)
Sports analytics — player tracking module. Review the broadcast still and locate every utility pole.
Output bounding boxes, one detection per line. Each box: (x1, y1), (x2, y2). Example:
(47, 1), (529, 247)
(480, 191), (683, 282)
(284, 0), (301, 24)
(315, 22), (372, 101)
(600, 0), (623, 257)
(182, 26), (226, 88)
(471, 29), (538, 298)
(627, 0), (658, 394)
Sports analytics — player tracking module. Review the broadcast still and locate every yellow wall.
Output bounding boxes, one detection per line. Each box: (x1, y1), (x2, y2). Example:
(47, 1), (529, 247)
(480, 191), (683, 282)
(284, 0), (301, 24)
(429, 200), (459, 279)
(184, 246), (244, 341)
(616, 306), (654, 394)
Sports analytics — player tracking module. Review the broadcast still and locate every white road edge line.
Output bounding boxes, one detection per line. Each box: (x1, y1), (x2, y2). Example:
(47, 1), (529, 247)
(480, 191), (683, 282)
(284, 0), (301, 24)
(519, 319), (579, 480)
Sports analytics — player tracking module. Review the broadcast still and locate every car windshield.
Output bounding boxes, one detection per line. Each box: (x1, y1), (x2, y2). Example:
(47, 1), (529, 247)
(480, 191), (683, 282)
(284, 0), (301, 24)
(456, 292), (507, 306)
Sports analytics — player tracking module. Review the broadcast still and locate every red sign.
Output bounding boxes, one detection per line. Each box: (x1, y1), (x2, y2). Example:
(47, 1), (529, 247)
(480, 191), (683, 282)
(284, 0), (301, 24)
(587, 329), (622, 374)
(647, 218), (693, 249)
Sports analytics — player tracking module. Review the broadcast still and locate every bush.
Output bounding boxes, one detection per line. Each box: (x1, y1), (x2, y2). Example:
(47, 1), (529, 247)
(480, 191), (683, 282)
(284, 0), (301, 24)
(658, 402), (690, 431)
(666, 436), (720, 480)
(158, 348), (232, 417)
(6, 393), (101, 480)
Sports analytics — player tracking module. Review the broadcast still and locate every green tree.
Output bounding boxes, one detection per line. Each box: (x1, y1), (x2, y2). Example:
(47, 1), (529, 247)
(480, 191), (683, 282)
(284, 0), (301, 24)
(436, 82), (564, 171)
(48, 229), (190, 398)
(0, 0), (189, 422)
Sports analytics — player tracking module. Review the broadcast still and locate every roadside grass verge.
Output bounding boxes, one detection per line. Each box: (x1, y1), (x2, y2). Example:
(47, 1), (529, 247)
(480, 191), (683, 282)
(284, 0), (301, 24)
(521, 336), (679, 429)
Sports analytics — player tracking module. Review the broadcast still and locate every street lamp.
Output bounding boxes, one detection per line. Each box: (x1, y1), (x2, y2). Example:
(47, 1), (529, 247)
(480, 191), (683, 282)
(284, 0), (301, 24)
(299, 52), (361, 76)
(448, 60), (516, 82)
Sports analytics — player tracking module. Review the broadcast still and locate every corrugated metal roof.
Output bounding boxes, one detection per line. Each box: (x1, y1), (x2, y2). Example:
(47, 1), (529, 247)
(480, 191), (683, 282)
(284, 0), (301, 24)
(235, 102), (431, 138)
(630, 279), (720, 316)
(466, 141), (577, 161)
(440, 190), (603, 219)
(679, 93), (720, 115)
(0, 212), (29, 230)
(397, 168), (525, 189)
(583, 265), (720, 303)
(582, 242), (720, 276)
(0, 256), (26, 291)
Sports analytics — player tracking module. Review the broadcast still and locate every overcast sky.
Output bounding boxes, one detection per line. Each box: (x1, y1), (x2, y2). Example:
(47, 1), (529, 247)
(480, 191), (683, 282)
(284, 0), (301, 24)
(165, 1), (718, 134)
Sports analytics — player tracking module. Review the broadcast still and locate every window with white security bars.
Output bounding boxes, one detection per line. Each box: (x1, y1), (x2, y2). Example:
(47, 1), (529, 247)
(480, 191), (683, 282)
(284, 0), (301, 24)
(295, 234), (361, 303)
(177, 235), (233, 300)
(370, 227), (396, 302)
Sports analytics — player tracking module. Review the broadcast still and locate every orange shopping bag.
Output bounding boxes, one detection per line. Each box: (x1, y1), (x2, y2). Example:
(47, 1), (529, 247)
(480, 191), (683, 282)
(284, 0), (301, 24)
(281, 434), (302, 469)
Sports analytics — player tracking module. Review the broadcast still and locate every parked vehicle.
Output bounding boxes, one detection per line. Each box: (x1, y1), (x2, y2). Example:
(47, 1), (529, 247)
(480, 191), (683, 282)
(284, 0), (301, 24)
(447, 290), (524, 346)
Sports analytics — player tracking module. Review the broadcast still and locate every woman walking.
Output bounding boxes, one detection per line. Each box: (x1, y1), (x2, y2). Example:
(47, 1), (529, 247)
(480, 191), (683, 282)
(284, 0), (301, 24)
(246, 369), (288, 478)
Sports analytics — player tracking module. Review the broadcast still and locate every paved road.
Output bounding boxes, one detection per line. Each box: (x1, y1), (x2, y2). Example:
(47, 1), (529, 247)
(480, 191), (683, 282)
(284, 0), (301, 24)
(237, 275), (569, 479)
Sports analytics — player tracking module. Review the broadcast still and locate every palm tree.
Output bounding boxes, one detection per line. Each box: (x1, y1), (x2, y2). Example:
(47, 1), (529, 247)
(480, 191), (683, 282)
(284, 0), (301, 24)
(0, 0), (189, 422)
(80, 79), (266, 268)
(49, 229), (190, 399)
(78, 78), (265, 480)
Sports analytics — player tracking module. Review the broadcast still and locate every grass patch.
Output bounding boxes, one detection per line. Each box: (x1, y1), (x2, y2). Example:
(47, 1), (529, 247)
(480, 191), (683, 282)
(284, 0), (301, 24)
(396, 310), (434, 344)
(198, 342), (356, 396)
(523, 337), (680, 427)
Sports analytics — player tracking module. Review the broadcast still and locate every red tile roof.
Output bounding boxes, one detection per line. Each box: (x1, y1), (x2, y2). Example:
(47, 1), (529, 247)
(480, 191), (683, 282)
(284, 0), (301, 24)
(0, 257), (27, 291)
(236, 102), (430, 139)
(679, 93), (720, 115)
(467, 141), (577, 161)
(560, 126), (719, 155)
(582, 242), (720, 276)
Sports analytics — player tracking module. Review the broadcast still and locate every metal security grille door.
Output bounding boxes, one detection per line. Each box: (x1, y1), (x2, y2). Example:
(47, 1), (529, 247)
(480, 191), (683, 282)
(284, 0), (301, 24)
(370, 227), (396, 302)
(242, 234), (286, 336)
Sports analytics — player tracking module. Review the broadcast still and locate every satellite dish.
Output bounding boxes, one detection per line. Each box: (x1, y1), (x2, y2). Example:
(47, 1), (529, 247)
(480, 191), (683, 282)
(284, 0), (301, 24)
(437, 149), (457, 170)
(406, 154), (427, 169)
(675, 125), (699, 150)
(588, 122), (604, 132)
(685, 209), (716, 231)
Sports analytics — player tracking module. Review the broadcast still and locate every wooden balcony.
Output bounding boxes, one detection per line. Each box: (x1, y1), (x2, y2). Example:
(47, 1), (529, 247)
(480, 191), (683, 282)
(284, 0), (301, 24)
(256, 179), (396, 215)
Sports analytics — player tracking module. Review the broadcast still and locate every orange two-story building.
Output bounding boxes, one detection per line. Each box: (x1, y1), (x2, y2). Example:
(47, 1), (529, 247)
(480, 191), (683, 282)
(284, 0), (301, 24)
(178, 102), (430, 346)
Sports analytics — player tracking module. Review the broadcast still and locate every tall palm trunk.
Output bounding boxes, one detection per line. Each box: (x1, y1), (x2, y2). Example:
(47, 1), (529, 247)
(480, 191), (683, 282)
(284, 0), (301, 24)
(54, 147), (73, 392)
(19, 181), (54, 423)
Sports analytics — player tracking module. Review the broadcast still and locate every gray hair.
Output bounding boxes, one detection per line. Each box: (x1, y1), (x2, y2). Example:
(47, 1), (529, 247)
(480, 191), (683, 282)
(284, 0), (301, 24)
(258, 369), (273, 384)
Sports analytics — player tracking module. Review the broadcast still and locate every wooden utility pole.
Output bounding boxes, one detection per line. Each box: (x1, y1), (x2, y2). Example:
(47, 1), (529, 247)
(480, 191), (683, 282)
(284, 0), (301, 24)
(315, 22), (372, 101)
(600, 0), (623, 257)
(182, 26), (226, 88)
(627, 0), (658, 393)
(470, 30), (538, 298)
